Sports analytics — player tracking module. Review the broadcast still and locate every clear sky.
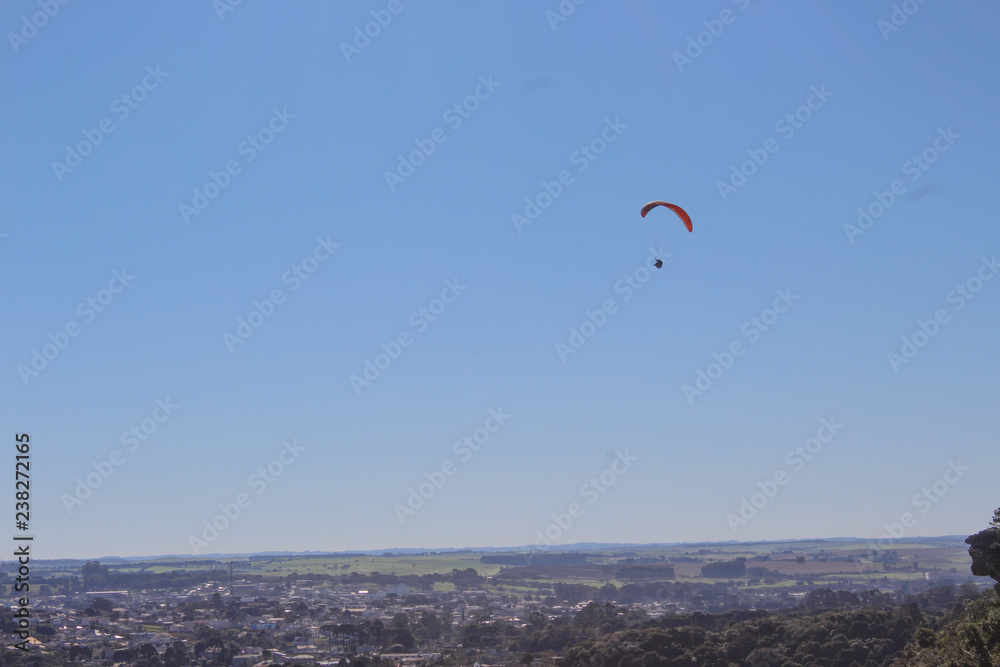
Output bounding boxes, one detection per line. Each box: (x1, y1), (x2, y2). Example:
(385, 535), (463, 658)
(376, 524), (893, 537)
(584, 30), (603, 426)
(3, 1), (999, 559)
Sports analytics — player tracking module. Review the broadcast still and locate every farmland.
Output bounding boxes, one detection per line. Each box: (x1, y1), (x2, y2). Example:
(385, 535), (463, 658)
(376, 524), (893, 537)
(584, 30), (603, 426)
(65, 536), (976, 598)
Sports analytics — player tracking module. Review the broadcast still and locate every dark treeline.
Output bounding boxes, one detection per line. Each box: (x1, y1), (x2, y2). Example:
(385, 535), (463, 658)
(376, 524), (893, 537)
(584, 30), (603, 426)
(2, 561), (488, 595)
(0, 561), (233, 595)
(480, 553), (591, 566)
(559, 585), (996, 667)
(614, 565), (677, 580)
(441, 584), (993, 665)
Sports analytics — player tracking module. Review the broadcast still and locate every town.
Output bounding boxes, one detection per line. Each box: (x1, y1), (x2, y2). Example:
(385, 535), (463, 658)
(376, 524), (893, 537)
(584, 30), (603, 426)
(2, 538), (990, 666)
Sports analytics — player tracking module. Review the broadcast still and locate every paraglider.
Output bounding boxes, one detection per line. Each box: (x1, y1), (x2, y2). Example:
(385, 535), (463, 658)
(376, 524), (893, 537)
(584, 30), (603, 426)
(640, 201), (692, 232)
(641, 201), (691, 268)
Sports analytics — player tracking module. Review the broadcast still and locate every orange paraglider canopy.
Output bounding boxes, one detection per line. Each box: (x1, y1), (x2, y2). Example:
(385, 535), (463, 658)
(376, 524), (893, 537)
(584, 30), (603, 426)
(641, 201), (693, 232)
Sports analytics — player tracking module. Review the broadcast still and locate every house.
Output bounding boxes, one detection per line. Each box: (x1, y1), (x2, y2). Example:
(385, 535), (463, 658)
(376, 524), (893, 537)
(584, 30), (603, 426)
(231, 652), (262, 667)
(374, 584), (410, 598)
(84, 591), (129, 602)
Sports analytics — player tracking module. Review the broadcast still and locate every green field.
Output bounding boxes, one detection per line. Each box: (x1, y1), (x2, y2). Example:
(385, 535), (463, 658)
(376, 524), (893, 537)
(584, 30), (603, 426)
(22, 537), (977, 596)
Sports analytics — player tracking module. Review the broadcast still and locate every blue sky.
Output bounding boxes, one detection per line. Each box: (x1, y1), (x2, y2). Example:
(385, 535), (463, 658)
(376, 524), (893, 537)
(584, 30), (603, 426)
(2, 1), (999, 559)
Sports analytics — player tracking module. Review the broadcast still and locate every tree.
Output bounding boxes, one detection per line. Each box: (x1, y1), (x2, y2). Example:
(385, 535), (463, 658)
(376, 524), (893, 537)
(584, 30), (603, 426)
(701, 560), (746, 578)
(112, 648), (137, 664)
(526, 611), (547, 633)
(92, 596), (114, 612)
(162, 640), (189, 667)
(81, 560), (109, 588)
(388, 625), (416, 649)
(68, 645), (93, 663)
(137, 643), (159, 661)
(416, 610), (442, 641)
(991, 507), (1000, 529)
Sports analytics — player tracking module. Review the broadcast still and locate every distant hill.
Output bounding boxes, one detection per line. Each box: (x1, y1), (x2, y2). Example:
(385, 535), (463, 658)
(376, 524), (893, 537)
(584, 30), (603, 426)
(20, 535), (978, 564)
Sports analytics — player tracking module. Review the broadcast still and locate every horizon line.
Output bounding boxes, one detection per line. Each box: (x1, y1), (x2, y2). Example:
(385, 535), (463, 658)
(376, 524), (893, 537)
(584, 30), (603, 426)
(15, 534), (975, 564)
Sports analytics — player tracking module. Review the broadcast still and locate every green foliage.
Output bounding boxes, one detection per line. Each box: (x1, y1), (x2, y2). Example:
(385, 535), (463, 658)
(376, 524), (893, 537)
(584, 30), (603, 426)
(415, 610), (443, 641)
(81, 560), (109, 580)
(553, 583), (600, 603)
(806, 588), (861, 611)
(991, 507), (1000, 529)
(562, 603), (930, 666)
(896, 593), (1000, 666)
(70, 562), (232, 593)
(521, 621), (579, 653)
(616, 565), (675, 580)
(90, 596), (114, 612)
(701, 559), (747, 578)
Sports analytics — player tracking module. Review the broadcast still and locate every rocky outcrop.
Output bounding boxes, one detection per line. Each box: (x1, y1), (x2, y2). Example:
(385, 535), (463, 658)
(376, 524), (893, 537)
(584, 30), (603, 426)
(966, 527), (1000, 595)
